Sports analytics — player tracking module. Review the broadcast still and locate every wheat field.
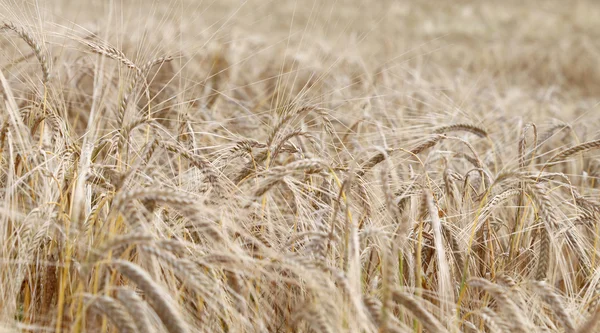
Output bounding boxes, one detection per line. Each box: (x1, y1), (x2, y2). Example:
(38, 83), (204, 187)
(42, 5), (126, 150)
(1, 0), (600, 332)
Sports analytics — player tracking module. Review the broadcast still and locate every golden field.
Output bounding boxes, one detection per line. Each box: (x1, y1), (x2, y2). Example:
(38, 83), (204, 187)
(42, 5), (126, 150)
(1, 0), (600, 332)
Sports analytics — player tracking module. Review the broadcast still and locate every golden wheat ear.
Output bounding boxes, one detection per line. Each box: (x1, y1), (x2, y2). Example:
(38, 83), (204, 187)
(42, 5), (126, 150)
(84, 294), (139, 333)
(113, 260), (189, 333)
(1, 20), (50, 84)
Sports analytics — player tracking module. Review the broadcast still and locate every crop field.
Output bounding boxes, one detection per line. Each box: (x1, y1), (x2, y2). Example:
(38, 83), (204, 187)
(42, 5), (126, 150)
(1, 0), (600, 332)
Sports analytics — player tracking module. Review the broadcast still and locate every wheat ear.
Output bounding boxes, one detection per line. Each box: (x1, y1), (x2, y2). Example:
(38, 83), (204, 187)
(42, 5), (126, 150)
(1, 21), (50, 83)
(546, 139), (600, 165)
(113, 260), (189, 333)
(468, 277), (530, 333)
(84, 294), (139, 333)
(519, 122), (537, 169)
(84, 39), (138, 70)
(576, 309), (600, 333)
(433, 123), (488, 138)
(531, 281), (575, 333)
(390, 290), (450, 333)
(116, 288), (155, 333)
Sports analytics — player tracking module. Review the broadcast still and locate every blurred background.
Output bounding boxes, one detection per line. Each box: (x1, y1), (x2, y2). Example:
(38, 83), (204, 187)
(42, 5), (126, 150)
(2, 0), (600, 127)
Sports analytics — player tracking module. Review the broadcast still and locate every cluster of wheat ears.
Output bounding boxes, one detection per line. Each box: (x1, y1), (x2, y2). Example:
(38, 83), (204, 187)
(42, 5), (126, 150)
(2, 1), (600, 332)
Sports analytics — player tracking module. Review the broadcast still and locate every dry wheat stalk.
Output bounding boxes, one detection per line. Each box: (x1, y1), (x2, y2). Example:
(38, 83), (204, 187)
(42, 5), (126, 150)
(358, 148), (394, 177)
(443, 167), (462, 206)
(252, 158), (327, 198)
(424, 190), (453, 315)
(229, 139), (266, 157)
